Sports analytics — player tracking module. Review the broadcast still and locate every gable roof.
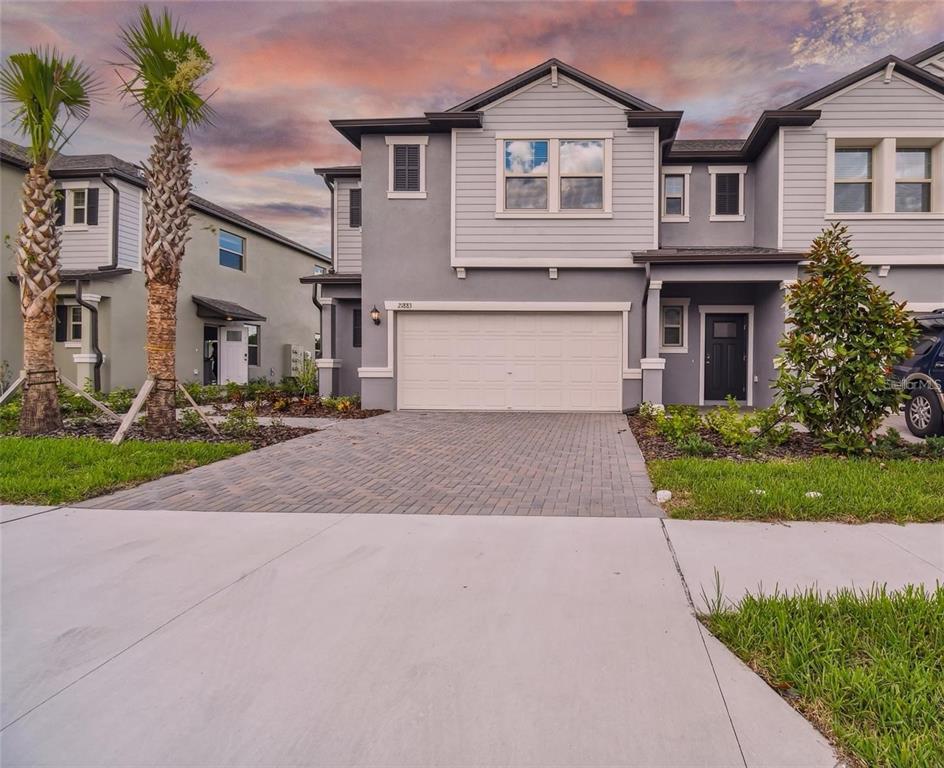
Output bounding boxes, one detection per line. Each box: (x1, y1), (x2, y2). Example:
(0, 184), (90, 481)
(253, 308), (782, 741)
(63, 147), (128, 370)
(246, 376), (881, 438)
(906, 40), (944, 67)
(0, 139), (328, 264)
(446, 58), (660, 113)
(780, 54), (944, 110)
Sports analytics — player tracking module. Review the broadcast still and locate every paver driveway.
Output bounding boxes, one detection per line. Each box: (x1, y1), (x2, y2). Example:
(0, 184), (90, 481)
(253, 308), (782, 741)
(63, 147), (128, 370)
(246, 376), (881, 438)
(81, 412), (661, 516)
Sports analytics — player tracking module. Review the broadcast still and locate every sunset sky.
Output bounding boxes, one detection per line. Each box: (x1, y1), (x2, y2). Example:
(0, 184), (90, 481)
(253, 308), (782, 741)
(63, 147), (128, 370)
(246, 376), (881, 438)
(2, 1), (942, 253)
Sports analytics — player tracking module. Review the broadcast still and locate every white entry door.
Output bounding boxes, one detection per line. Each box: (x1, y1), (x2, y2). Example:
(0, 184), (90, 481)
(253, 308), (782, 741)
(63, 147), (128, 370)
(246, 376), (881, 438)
(219, 324), (248, 384)
(397, 311), (622, 411)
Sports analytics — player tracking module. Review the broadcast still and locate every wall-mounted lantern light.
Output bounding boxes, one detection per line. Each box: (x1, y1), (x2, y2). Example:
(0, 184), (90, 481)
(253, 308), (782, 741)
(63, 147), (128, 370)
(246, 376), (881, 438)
(369, 305), (382, 325)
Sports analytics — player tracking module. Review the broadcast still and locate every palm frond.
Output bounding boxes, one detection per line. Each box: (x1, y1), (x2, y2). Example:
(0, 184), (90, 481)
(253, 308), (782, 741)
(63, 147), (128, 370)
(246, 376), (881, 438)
(0, 48), (102, 165)
(116, 6), (215, 132)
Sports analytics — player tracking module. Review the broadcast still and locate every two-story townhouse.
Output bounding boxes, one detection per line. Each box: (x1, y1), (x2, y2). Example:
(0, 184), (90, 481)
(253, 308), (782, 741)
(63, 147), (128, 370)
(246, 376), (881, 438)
(1, 140), (330, 393)
(306, 46), (944, 413)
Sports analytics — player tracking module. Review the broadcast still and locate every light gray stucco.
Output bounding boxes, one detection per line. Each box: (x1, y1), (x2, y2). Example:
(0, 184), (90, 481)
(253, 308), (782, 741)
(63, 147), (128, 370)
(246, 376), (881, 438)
(660, 163), (755, 248)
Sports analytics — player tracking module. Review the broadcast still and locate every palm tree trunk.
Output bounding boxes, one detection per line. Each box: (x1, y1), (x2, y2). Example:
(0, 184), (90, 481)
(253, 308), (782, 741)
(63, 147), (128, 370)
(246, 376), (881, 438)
(16, 166), (62, 435)
(142, 125), (191, 437)
(145, 280), (178, 437)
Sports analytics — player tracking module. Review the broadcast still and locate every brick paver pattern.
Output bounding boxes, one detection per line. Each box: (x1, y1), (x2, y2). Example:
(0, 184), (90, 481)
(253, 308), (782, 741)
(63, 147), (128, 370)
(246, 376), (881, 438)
(81, 412), (662, 517)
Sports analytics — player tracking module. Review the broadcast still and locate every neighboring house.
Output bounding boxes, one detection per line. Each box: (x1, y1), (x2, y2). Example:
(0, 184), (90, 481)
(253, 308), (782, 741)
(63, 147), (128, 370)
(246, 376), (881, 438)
(1, 140), (330, 392)
(306, 43), (944, 412)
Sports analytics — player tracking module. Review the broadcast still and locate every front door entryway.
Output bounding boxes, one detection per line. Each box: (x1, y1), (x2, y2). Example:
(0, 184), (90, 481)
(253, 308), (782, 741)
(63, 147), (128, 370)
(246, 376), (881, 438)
(203, 325), (219, 385)
(704, 313), (748, 401)
(219, 324), (249, 384)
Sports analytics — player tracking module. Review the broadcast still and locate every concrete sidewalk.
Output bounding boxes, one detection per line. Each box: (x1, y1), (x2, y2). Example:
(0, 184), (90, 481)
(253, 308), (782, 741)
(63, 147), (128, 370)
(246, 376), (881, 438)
(1, 508), (834, 767)
(666, 519), (944, 605)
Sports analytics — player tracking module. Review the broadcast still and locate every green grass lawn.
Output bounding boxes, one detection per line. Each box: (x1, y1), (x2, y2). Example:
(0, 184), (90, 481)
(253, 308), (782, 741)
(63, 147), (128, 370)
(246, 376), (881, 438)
(703, 586), (944, 768)
(0, 436), (249, 505)
(648, 458), (944, 522)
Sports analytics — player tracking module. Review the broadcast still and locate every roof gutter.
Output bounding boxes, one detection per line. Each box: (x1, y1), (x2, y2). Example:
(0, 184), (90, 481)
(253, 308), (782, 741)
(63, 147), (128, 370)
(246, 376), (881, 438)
(98, 173), (120, 271)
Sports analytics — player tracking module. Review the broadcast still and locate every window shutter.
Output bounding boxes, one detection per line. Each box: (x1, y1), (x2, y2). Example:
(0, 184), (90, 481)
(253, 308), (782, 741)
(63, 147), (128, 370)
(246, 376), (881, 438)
(54, 194), (65, 226)
(715, 173), (739, 216)
(86, 188), (99, 225)
(349, 188), (362, 228)
(393, 144), (421, 191)
(55, 305), (68, 342)
(353, 309), (362, 348)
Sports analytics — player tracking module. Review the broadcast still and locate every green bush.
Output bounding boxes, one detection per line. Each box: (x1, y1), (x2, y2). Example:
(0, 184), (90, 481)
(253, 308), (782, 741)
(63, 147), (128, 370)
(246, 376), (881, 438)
(655, 405), (702, 445)
(776, 223), (918, 452)
(179, 382), (224, 406)
(103, 387), (136, 414)
(321, 395), (360, 413)
(1, 400), (21, 434)
(751, 405), (792, 446)
(219, 406), (258, 436)
(297, 357), (317, 397)
(678, 434), (714, 457)
(179, 408), (203, 430)
(703, 397), (754, 446)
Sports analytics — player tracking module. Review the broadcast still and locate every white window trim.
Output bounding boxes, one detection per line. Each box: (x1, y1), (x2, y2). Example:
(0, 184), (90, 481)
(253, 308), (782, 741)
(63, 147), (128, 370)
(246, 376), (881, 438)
(219, 229), (246, 271)
(826, 135), (944, 216)
(495, 131), (613, 218)
(698, 305), (754, 407)
(894, 147), (932, 214)
(661, 166), (691, 222)
(659, 298), (690, 354)
(61, 181), (90, 231)
(708, 165), (747, 221)
(386, 135), (428, 199)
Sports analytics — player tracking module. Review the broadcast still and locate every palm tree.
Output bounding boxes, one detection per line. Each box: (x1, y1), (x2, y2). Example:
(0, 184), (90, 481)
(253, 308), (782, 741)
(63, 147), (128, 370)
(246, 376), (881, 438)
(117, 7), (213, 437)
(1, 50), (99, 434)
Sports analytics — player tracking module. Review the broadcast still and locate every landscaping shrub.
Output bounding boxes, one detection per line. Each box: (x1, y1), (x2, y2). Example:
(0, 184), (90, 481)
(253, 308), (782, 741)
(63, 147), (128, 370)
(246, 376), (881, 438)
(703, 396), (754, 446)
(179, 408), (203, 430)
(655, 405), (702, 444)
(0, 400), (21, 434)
(321, 395), (360, 413)
(103, 387), (136, 414)
(219, 406), (258, 436)
(678, 434), (714, 457)
(776, 223), (918, 453)
(297, 357), (317, 397)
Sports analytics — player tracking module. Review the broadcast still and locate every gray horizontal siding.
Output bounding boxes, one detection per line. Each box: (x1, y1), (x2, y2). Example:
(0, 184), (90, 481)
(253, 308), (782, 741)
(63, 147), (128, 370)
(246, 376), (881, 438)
(782, 74), (944, 258)
(454, 75), (656, 264)
(58, 181), (112, 271)
(334, 177), (362, 274)
(115, 180), (141, 270)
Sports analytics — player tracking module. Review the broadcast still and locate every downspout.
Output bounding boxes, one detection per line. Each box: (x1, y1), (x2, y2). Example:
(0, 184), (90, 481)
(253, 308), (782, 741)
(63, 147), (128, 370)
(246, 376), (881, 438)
(74, 279), (103, 392)
(97, 173), (120, 270)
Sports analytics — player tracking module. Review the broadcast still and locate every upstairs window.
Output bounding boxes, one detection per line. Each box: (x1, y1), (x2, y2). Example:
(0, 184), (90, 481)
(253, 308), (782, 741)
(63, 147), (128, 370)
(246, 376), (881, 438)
(496, 133), (613, 216)
(559, 140), (603, 209)
(664, 175), (684, 215)
(393, 145), (420, 191)
(349, 187), (362, 228)
(708, 166), (746, 220)
(834, 148), (872, 213)
(504, 140), (549, 210)
(896, 149), (931, 212)
(219, 230), (245, 270)
(71, 189), (87, 224)
(57, 187), (99, 227)
(386, 136), (427, 198)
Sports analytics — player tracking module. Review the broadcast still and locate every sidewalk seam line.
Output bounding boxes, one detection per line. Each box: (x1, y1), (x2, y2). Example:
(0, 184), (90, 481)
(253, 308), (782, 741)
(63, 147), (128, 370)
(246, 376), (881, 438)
(870, 528), (944, 575)
(0, 504), (66, 525)
(0, 512), (354, 732)
(660, 519), (748, 768)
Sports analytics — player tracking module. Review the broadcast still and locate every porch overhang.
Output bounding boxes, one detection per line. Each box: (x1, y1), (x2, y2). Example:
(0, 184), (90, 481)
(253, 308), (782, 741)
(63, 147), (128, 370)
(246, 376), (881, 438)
(633, 247), (805, 265)
(192, 295), (266, 322)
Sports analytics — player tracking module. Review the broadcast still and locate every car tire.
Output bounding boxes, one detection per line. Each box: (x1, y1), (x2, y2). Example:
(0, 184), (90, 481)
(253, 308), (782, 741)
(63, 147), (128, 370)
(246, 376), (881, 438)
(905, 386), (944, 438)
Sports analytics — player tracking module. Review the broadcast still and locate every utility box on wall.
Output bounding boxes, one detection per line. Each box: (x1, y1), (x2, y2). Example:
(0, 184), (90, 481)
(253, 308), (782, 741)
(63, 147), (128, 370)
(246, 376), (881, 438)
(284, 344), (309, 377)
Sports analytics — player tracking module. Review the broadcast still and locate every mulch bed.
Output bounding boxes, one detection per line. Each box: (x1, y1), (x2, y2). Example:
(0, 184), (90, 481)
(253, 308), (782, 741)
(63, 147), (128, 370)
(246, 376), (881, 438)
(627, 413), (828, 462)
(221, 401), (387, 419)
(54, 419), (316, 450)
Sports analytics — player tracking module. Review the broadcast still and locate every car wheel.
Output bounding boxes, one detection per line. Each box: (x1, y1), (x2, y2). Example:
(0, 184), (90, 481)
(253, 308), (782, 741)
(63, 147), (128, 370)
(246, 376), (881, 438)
(905, 387), (944, 437)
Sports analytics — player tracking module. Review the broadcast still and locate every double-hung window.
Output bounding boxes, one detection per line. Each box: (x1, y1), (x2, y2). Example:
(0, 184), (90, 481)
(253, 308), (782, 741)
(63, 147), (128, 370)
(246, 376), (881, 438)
(659, 299), (689, 353)
(834, 148), (872, 213)
(245, 324), (260, 366)
(559, 140), (604, 209)
(895, 148), (931, 212)
(497, 133), (612, 216)
(661, 167), (690, 221)
(71, 189), (87, 225)
(56, 185), (99, 227)
(219, 230), (245, 270)
(503, 140), (549, 210)
(54, 305), (82, 343)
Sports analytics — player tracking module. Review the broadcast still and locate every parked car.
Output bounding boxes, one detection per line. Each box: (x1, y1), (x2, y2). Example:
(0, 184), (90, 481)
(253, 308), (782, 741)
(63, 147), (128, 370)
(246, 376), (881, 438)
(891, 311), (944, 437)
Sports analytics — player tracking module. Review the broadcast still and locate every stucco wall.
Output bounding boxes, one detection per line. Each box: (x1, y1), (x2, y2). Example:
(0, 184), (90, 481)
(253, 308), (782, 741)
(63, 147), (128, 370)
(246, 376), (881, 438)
(660, 164), (755, 248)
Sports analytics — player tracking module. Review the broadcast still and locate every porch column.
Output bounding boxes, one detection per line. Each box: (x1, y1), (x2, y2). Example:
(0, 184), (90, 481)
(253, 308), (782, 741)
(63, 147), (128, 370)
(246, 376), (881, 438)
(642, 280), (665, 405)
(72, 293), (101, 391)
(315, 298), (340, 396)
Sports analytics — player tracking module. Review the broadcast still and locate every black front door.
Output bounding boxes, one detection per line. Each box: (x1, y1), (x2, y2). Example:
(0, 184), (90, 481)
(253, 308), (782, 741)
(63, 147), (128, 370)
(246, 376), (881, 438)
(704, 314), (748, 401)
(203, 325), (219, 385)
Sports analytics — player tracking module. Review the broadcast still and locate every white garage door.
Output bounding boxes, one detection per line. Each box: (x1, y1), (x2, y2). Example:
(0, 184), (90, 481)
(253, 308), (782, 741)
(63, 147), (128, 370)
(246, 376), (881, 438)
(397, 311), (622, 411)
